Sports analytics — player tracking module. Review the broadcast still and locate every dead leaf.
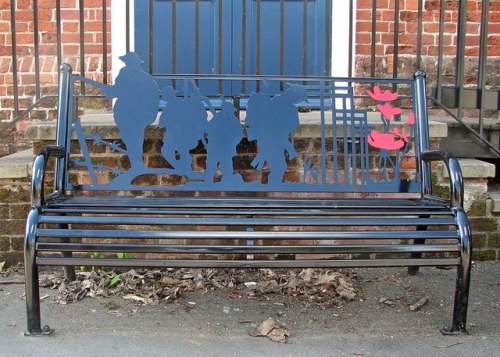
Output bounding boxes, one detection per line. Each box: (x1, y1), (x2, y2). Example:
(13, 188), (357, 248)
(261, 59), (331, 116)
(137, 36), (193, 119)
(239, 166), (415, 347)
(161, 277), (181, 286)
(250, 318), (290, 343)
(315, 271), (342, 285)
(0, 261), (5, 273)
(259, 269), (276, 277)
(255, 280), (280, 294)
(299, 268), (314, 282)
(337, 278), (356, 300)
(379, 297), (396, 306)
(123, 294), (153, 305)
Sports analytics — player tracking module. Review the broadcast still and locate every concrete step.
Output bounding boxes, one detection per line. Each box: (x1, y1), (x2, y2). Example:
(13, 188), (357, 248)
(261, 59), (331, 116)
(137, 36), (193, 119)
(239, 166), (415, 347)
(24, 112), (449, 142)
(430, 116), (500, 158)
(488, 190), (500, 214)
(0, 149), (33, 179)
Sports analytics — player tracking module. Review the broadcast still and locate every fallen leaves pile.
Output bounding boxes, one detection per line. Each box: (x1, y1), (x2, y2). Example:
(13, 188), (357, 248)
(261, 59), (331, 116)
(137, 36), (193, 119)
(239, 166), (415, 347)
(38, 267), (357, 308)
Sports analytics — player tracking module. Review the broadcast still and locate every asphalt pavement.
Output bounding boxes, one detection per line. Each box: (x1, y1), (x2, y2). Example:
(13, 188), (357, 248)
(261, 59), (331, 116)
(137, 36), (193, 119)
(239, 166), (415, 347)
(1, 262), (499, 356)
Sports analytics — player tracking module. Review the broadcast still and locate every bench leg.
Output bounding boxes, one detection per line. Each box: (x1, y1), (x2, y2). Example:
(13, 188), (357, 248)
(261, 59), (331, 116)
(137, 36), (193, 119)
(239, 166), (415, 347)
(407, 218), (429, 275)
(24, 209), (52, 336)
(441, 209), (472, 335)
(59, 224), (76, 281)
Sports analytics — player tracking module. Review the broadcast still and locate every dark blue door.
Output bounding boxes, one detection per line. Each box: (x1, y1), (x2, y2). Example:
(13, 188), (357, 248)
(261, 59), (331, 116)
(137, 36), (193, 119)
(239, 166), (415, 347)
(135, 0), (331, 95)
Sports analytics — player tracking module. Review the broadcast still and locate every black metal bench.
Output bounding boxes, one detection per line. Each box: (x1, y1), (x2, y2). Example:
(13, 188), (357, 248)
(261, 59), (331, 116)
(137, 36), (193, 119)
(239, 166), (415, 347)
(24, 53), (471, 336)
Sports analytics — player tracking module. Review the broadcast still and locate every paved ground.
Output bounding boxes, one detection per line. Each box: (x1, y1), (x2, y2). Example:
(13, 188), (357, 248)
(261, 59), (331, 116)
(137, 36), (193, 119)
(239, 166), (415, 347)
(1, 262), (499, 356)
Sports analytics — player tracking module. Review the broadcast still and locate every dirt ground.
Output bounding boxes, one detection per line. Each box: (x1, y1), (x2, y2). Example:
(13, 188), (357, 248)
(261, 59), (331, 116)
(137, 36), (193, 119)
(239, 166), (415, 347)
(1, 262), (499, 356)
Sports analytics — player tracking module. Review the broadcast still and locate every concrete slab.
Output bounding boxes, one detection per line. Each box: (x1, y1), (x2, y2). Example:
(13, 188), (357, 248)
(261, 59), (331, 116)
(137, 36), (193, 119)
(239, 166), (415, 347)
(0, 149), (33, 179)
(440, 159), (496, 179)
(1, 263), (498, 356)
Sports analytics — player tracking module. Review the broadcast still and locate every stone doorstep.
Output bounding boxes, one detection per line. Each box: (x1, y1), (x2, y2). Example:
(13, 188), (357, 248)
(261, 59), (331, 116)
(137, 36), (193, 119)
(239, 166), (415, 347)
(24, 112), (449, 141)
(488, 191), (500, 213)
(0, 149), (33, 179)
(0, 150), (494, 184)
(439, 159), (496, 179)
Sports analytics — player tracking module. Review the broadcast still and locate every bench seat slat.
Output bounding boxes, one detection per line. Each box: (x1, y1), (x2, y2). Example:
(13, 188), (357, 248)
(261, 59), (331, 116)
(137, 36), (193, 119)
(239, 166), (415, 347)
(37, 229), (459, 240)
(38, 216), (457, 226)
(35, 257), (461, 268)
(37, 242), (460, 254)
(41, 208), (454, 217)
(46, 196), (450, 210)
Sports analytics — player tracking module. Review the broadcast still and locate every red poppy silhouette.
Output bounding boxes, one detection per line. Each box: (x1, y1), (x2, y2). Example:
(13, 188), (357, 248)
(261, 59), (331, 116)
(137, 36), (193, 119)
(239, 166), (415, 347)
(368, 128), (409, 150)
(405, 111), (415, 125)
(367, 86), (399, 102)
(377, 103), (403, 120)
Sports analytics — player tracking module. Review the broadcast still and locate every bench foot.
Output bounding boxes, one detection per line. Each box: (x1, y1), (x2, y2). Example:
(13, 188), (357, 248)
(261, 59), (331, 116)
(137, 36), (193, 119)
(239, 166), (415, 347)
(63, 266), (76, 281)
(24, 325), (54, 337)
(439, 325), (469, 336)
(407, 266), (419, 275)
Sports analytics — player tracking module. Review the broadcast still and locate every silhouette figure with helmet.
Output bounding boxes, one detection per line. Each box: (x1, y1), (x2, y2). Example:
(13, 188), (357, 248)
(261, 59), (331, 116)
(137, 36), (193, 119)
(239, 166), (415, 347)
(246, 84), (307, 185)
(204, 101), (243, 183)
(77, 52), (160, 173)
(158, 84), (208, 176)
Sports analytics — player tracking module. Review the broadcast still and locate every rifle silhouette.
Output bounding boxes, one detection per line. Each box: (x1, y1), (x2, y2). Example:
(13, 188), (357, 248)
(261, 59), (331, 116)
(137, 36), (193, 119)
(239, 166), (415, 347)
(75, 76), (115, 98)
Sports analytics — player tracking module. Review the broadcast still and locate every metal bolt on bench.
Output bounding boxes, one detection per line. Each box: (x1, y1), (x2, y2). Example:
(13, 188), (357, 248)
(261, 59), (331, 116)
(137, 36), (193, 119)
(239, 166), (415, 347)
(24, 53), (471, 336)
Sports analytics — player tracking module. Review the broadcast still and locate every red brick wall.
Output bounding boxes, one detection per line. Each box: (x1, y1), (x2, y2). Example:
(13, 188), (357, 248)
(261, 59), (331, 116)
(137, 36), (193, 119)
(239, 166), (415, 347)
(355, 0), (500, 86)
(0, 0), (111, 156)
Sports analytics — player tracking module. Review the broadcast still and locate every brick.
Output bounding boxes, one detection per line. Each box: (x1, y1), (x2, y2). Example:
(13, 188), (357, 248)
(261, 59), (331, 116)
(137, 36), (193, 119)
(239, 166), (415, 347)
(472, 250), (497, 261)
(0, 237), (9, 251)
(400, 11), (417, 22)
(0, 204), (8, 219)
(0, 0), (10, 10)
(10, 236), (23, 251)
(469, 217), (497, 232)
(425, 1), (440, 11)
(472, 234), (487, 249)
(467, 201), (487, 216)
(0, 220), (25, 236)
(0, 252), (23, 266)
(62, 21), (80, 32)
(0, 57), (11, 72)
(356, 33), (372, 45)
(489, 233), (500, 249)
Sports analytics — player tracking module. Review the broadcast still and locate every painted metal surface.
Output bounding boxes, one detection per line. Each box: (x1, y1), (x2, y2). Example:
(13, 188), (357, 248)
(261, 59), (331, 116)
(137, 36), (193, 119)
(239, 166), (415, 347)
(135, 0), (330, 95)
(70, 52), (419, 193)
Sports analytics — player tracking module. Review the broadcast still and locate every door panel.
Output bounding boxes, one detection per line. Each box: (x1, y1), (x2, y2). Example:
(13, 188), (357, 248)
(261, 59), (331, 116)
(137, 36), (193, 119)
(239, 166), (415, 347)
(135, 0), (331, 95)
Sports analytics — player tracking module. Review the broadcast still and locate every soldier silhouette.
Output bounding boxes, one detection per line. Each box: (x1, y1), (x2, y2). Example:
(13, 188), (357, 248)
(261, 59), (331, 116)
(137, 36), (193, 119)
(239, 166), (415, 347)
(158, 84), (208, 176)
(246, 84), (307, 184)
(204, 101), (243, 183)
(78, 52), (160, 172)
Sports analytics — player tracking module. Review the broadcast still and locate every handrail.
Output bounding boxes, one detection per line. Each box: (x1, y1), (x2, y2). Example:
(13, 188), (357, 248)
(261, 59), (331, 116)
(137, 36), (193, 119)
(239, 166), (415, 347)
(430, 97), (500, 157)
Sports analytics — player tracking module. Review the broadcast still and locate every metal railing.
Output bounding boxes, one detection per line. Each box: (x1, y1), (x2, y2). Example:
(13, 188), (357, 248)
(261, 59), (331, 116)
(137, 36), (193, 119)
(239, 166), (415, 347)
(3, 0), (499, 157)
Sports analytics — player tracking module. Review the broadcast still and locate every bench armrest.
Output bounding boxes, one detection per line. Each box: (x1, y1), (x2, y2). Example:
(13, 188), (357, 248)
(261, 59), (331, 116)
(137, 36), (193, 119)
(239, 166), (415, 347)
(421, 149), (464, 208)
(31, 145), (66, 207)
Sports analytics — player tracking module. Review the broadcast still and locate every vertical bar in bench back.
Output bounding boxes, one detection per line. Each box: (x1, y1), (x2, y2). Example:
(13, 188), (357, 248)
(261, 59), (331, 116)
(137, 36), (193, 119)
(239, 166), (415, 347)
(54, 64), (77, 281)
(413, 70), (431, 197)
(408, 71), (430, 276)
(55, 64), (73, 193)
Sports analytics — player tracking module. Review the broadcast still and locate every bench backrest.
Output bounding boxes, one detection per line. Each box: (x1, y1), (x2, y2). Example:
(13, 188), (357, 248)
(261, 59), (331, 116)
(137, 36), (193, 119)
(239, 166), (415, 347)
(53, 52), (430, 195)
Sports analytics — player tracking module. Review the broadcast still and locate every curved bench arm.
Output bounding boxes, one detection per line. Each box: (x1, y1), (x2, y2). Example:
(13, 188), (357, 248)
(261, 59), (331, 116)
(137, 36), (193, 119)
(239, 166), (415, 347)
(421, 149), (464, 208)
(31, 145), (66, 207)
